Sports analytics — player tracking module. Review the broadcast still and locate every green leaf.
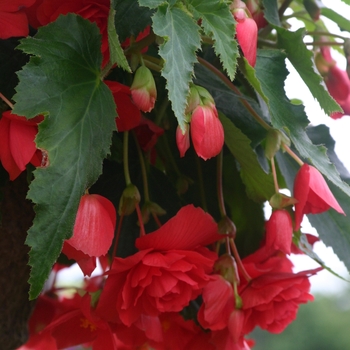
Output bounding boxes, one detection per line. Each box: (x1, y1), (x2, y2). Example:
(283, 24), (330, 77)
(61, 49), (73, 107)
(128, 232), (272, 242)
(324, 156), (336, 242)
(108, 0), (131, 72)
(276, 27), (341, 116)
(321, 7), (350, 32)
(261, 0), (281, 27)
(13, 14), (117, 299)
(247, 49), (350, 198)
(220, 113), (275, 202)
(187, 0), (238, 80)
(116, 0), (153, 42)
(152, 4), (201, 131)
(138, 0), (166, 9)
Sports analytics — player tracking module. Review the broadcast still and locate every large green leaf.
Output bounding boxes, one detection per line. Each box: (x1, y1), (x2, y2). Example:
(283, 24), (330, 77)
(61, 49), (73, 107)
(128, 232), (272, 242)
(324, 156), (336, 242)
(220, 113), (275, 202)
(152, 4), (201, 131)
(276, 28), (341, 116)
(187, 0), (238, 80)
(139, 0), (166, 8)
(116, 0), (154, 42)
(276, 124), (350, 273)
(108, 0), (131, 72)
(243, 49), (350, 198)
(261, 0), (281, 26)
(13, 14), (117, 299)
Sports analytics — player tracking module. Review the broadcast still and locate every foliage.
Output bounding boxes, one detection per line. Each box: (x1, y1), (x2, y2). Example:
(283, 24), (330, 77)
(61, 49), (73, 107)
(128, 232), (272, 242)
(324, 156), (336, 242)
(1, 0), (350, 348)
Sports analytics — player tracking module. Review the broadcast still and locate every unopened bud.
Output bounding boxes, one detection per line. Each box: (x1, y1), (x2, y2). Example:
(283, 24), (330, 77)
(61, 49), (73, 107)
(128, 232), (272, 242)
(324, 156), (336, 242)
(269, 192), (297, 209)
(214, 254), (239, 285)
(119, 183), (141, 215)
(141, 201), (166, 224)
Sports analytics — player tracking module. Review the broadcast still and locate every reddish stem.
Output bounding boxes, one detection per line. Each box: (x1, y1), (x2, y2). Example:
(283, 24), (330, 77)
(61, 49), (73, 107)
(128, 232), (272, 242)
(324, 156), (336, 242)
(230, 238), (252, 283)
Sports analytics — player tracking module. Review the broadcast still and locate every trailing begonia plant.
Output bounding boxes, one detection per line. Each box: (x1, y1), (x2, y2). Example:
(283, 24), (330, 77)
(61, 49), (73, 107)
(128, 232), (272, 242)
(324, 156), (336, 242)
(1, 0), (350, 349)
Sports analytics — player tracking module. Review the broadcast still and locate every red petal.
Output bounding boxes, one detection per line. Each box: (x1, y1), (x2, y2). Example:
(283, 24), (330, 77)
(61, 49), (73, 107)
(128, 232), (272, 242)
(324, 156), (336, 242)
(66, 194), (116, 257)
(136, 205), (221, 251)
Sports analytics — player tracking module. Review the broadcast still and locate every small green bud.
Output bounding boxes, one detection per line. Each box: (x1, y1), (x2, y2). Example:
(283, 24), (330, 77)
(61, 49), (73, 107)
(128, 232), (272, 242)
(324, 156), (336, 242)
(119, 183), (141, 215)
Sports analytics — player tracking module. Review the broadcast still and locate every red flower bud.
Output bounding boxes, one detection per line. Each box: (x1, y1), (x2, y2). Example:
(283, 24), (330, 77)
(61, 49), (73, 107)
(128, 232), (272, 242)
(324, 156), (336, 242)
(131, 66), (157, 113)
(233, 8), (258, 67)
(265, 209), (293, 255)
(190, 104), (224, 160)
(176, 124), (190, 157)
(293, 164), (345, 230)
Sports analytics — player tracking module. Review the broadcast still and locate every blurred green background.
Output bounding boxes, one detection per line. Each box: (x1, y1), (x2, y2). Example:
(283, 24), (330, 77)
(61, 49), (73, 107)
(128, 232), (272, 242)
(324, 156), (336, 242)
(251, 288), (350, 350)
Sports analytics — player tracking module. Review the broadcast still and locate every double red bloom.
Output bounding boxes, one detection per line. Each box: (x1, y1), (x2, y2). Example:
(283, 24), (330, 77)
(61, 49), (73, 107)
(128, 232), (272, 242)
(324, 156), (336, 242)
(96, 205), (221, 326)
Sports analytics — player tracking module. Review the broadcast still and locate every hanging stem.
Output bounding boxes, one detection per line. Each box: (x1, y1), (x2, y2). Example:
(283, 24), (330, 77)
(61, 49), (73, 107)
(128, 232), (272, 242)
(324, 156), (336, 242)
(217, 150), (226, 218)
(0, 93), (14, 109)
(196, 156), (208, 212)
(132, 131), (150, 201)
(198, 57), (272, 131)
(123, 131), (132, 185)
(271, 157), (280, 193)
(135, 202), (146, 237)
(282, 144), (304, 166)
(110, 210), (125, 264)
(230, 238), (252, 283)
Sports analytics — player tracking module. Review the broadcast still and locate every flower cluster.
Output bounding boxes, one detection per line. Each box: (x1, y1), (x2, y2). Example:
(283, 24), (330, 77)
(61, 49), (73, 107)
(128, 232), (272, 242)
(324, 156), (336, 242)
(1, 1), (348, 350)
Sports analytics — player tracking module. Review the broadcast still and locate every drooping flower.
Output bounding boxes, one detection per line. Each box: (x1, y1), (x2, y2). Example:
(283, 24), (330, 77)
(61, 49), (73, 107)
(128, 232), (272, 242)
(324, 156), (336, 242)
(0, 110), (43, 180)
(96, 205), (221, 326)
(232, 1), (258, 67)
(62, 194), (116, 276)
(265, 209), (293, 255)
(130, 66), (157, 113)
(25, 0), (110, 65)
(246, 0), (268, 29)
(0, 0), (35, 39)
(105, 80), (142, 132)
(293, 164), (344, 231)
(239, 244), (322, 334)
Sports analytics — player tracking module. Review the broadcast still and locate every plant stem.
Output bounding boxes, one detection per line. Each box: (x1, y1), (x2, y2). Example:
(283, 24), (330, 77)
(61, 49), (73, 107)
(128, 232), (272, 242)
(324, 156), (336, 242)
(110, 210), (124, 263)
(135, 202), (146, 237)
(217, 150), (226, 218)
(196, 156), (208, 212)
(230, 238), (252, 283)
(123, 131), (132, 185)
(197, 57), (272, 131)
(132, 131), (150, 201)
(271, 157), (280, 193)
(0, 92), (14, 109)
(283, 144), (304, 166)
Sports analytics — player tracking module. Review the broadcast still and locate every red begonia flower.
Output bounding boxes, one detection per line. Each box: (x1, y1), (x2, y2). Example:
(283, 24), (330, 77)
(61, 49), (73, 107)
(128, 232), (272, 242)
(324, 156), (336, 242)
(63, 194), (116, 275)
(198, 274), (235, 331)
(41, 294), (118, 350)
(0, 0), (35, 38)
(265, 209), (293, 255)
(26, 0), (110, 65)
(105, 80), (142, 132)
(293, 164), (344, 231)
(133, 116), (164, 153)
(190, 104), (224, 160)
(0, 110), (43, 180)
(96, 205), (221, 326)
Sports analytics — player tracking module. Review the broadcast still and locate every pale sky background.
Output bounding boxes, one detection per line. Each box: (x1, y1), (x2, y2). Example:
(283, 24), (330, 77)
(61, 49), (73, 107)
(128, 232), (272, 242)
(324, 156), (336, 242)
(284, 0), (350, 295)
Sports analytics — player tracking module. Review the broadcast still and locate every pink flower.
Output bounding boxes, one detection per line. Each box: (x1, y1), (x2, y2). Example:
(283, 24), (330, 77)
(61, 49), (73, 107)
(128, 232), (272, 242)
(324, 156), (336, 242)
(0, 0), (35, 38)
(176, 124), (190, 157)
(130, 66), (157, 113)
(0, 110), (43, 180)
(293, 164), (344, 231)
(232, 4), (258, 67)
(96, 205), (221, 326)
(190, 104), (224, 160)
(265, 209), (293, 255)
(62, 194), (116, 276)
